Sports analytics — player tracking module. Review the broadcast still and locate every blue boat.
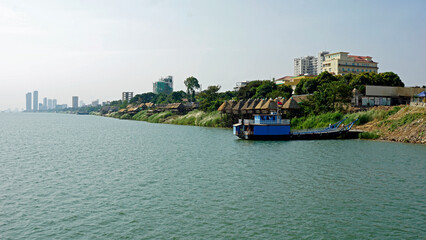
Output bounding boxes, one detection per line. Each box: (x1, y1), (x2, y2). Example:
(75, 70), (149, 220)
(233, 112), (358, 140)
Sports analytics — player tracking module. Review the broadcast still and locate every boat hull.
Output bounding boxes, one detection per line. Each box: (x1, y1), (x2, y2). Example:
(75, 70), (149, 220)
(237, 130), (350, 140)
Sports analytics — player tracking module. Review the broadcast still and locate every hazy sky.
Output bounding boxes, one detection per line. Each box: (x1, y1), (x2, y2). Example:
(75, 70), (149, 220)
(0, 0), (425, 110)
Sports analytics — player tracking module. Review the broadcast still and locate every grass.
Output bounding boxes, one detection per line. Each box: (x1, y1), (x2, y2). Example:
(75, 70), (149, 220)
(290, 112), (344, 129)
(128, 110), (230, 127)
(388, 112), (424, 131)
(359, 131), (380, 139)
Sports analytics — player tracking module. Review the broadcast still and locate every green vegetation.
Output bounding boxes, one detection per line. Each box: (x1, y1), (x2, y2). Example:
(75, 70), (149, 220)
(388, 113), (424, 131)
(167, 110), (231, 127)
(184, 76), (201, 102)
(291, 106), (413, 131)
(359, 131), (380, 139)
(237, 80), (293, 100)
(294, 72), (404, 114)
(291, 112), (344, 129)
(131, 110), (230, 127)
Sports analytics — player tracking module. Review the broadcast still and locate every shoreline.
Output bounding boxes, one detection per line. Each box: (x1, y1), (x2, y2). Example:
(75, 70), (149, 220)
(92, 106), (426, 144)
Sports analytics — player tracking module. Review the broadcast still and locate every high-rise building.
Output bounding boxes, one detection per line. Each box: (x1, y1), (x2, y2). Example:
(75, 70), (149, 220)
(321, 52), (378, 75)
(122, 92), (134, 102)
(317, 51), (329, 74)
(52, 99), (57, 109)
(26, 92), (32, 112)
(43, 97), (47, 111)
(72, 96), (79, 109)
(294, 56), (317, 76)
(39, 103), (43, 111)
(33, 91), (38, 112)
(47, 99), (53, 110)
(153, 76), (173, 94)
(294, 51), (330, 76)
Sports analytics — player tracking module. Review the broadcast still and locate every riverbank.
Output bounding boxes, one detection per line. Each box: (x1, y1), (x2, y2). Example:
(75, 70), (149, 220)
(291, 105), (425, 144)
(95, 105), (425, 144)
(102, 110), (233, 128)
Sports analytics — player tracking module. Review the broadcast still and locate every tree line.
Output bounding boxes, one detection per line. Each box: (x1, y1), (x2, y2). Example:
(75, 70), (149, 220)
(106, 71), (405, 116)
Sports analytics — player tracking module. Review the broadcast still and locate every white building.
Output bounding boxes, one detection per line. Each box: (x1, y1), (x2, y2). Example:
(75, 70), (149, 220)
(317, 51), (329, 74)
(294, 51), (329, 76)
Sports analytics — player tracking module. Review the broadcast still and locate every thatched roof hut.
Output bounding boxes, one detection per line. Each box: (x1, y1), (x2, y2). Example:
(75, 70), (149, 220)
(254, 99), (265, 114)
(282, 97), (301, 110)
(260, 99), (278, 113)
(217, 101), (228, 112)
(246, 99), (260, 114)
(232, 100), (245, 115)
(240, 99), (253, 114)
(145, 102), (155, 108)
(166, 103), (185, 113)
(225, 100), (236, 114)
(291, 95), (310, 103)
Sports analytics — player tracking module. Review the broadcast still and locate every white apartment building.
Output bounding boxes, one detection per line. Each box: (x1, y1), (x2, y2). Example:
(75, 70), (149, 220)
(294, 51), (329, 76)
(294, 56), (317, 76)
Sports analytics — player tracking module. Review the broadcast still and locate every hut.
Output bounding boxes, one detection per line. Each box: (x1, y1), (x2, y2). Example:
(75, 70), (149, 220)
(127, 106), (140, 115)
(118, 108), (127, 114)
(260, 99), (278, 114)
(145, 102), (155, 108)
(282, 97), (301, 115)
(225, 100), (237, 114)
(137, 103), (147, 110)
(254, 99), (265, 114)
(240, 99), (254, 115)
(166, 103), (185, 113)
(246, 99), (260, 115)
(217, 101), (228, 113)
(232, 100), (246, 115)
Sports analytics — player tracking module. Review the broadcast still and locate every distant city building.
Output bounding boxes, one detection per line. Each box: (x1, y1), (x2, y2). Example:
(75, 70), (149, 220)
(72, 96), (79, 109)
(39, 103), (43, 111)
(43, 97), (47, 111)
(91, 99), (100, 106)
(33, 91), (38, 112)
(294, 51), (329, 76)
(53, 99), (57, 109)
(56, 104), (68, 110)
(321, 52), (378, 75)
(153, 76), (173, 94)
(47, 99), (53, 110)
(25, 92), (32, 112)
(122, 92), (134, 102)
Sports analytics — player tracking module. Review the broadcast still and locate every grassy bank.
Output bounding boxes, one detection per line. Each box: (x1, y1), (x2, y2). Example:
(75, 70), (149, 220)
(291, 106), (425, 143)
(128, 110), (231, 128)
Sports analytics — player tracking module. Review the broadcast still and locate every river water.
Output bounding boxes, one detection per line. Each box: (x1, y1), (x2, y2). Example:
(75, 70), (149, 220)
(0, 113), (425, 239)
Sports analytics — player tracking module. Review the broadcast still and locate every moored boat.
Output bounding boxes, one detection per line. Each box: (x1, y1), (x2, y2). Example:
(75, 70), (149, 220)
(233, 112), (358, 140)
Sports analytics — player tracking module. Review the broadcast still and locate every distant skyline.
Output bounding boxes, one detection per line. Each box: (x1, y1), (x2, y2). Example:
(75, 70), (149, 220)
(0, 0), (425, 110)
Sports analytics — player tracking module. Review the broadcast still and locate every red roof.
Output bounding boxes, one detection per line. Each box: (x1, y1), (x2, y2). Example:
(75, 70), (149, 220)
(275, 76), (296, 81)
(348, 55), (376, 63)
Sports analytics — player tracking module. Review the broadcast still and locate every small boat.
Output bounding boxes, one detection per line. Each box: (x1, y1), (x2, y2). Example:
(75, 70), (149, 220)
(233, 112), (358, 140)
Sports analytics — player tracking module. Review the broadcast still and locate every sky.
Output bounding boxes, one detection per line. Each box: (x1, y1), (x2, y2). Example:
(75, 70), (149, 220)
(0, 0), (425, 111)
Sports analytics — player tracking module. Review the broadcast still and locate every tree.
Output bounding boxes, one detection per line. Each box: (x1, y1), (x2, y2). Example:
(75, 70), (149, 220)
(266, 84), (293, 99)
(254, 81), (277, 99)
(236, 80), (262, 99)
(197, 85), (222, 112)
(184, 76), (200, 102)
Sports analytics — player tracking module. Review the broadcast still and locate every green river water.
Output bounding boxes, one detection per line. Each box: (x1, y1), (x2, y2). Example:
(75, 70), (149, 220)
(0, 113), (425, 239)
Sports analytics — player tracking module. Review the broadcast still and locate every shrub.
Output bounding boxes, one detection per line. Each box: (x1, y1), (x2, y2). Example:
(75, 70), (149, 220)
(359, 131), (380, 139)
